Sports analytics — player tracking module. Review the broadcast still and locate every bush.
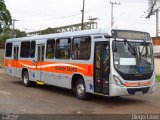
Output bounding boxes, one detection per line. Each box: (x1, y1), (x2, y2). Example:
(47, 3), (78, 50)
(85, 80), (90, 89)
(156, 75), (160, 82)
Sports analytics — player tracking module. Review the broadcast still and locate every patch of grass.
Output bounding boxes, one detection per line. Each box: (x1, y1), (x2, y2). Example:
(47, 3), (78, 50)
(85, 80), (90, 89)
(156, 75), (160, 82)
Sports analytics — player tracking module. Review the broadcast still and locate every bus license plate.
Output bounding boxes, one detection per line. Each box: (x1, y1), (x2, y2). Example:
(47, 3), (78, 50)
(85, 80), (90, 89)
(135, 91), (143, 95)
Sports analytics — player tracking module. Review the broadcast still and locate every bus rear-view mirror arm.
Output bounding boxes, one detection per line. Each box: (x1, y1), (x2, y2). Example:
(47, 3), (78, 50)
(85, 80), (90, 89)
(104, 35), (117, 52)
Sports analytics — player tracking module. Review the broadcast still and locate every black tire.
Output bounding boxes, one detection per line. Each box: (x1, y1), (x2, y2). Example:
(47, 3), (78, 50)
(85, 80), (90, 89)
(22, 71), (32, 87)
(75, 78), (88, 100)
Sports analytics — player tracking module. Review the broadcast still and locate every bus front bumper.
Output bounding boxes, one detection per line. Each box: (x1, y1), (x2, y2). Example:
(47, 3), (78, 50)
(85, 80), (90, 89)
(109, 83), (156, 96)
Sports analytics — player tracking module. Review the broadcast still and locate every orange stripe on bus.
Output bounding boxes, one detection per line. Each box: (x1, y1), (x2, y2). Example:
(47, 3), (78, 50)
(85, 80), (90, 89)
(4, 59), (94, 77)
(123, 81), (152, 87)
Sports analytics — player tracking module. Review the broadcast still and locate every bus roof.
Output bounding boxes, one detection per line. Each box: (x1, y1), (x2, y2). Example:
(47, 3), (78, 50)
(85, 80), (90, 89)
(6, 28), (111, 42)
(6, 28), (150, 43)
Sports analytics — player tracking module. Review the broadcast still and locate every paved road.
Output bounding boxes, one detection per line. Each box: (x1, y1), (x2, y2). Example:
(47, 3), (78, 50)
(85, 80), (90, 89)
(0, 69), (160, 114)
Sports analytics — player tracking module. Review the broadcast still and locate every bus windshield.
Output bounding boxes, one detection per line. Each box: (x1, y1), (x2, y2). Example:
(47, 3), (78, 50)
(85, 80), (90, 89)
(113, 41), (154, 77)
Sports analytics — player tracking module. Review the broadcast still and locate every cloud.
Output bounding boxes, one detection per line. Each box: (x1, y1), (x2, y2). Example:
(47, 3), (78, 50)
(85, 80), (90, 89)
(4, 0), (156, 36)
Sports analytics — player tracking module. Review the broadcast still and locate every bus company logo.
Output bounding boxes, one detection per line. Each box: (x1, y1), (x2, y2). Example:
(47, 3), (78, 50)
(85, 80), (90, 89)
(55, 66), (77, 72)
(135, 74), (142, 77)
(32, 60), (36, 65)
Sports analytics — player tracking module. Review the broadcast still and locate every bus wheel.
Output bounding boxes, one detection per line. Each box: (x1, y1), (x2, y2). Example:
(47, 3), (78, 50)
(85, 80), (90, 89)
(75, 78), (88, 100)
(22, 71), (31, 87)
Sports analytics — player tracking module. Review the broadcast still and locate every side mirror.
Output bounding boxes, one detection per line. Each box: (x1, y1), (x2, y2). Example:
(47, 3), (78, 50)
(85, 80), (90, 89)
(104, 35), (117, 52)
(112, 41), (117, 52)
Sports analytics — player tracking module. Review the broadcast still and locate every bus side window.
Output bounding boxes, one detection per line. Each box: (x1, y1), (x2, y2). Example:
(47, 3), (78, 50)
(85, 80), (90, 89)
(55, 38), (71, 59)
(46, 39), (55, 59)
(72, 37), (91, 60)
(5, 43), (12, 57)
(20, 41), (30, 58)
(30, 41), (36, 58)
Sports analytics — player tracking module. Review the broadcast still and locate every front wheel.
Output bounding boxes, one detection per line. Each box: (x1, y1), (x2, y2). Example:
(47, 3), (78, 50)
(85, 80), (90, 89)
(75, 78), (88, 100)
(22, 71), (32, 87)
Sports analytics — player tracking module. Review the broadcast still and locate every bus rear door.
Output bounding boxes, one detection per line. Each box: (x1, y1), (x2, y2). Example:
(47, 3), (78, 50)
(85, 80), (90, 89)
(36, 44), (45, 84)
(12, 46), (19, 77)
(94, 41), (110, 95)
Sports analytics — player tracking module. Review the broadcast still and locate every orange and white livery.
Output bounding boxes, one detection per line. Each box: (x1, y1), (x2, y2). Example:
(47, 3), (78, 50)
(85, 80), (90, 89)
(4, 28), (156, 100)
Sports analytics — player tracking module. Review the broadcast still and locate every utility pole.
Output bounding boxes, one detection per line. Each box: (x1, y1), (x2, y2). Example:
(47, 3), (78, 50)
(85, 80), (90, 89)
(12, 19), (19, 30)
(156, 9), (160, 36)
(81, 0), (85, 30)
(110, 1), (120, 28)
(145, 0), (159, 36)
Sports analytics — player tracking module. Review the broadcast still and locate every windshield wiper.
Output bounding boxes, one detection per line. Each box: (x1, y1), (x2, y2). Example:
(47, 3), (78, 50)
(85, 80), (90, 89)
(124, 39), (141, 74)
(124, 39), (136, 56)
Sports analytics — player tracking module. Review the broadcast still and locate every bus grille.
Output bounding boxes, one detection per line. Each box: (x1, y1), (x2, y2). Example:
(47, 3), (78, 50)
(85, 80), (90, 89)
(127, 87), (150, 95)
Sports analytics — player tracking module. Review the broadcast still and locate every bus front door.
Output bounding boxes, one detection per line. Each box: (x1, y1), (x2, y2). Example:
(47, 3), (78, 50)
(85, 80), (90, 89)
(36, 44), (45, 83)
(94, 42), (110, 95)
(13, 46), (19, 77)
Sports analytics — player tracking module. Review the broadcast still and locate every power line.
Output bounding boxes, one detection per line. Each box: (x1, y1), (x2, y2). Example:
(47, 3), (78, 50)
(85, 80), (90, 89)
(15, 2), (108, 23)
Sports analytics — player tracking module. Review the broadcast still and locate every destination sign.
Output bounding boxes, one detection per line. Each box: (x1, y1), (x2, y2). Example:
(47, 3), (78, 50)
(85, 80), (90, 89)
(112, 30), (151, 41)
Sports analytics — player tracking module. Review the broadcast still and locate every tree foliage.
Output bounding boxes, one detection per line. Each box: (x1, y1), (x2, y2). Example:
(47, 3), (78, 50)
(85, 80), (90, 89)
(0, 0), (12, 33)
(29, 27), (60, 35)
(0, 29), (27, 43)
(11, 29), (27, 38)
(40, 27), (60, 34)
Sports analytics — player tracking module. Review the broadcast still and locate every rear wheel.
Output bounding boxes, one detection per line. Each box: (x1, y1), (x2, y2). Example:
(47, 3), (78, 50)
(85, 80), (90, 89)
(22, 71), (32, 87)
(75, 78), (88, 100)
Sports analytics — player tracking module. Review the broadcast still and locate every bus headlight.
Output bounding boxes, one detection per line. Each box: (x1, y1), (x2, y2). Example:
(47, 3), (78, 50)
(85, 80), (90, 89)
(113, 75), (123, 86)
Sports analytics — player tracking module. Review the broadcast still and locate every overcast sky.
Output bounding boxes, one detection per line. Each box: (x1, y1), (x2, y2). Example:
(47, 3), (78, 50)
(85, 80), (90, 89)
(4, 0), (156, 36)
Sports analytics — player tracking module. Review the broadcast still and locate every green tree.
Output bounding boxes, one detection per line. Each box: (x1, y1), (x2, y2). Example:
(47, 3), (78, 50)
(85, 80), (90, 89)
(0, 29), (27, 43)
(12, 29), (27, 38)
(40, 27), (60, 35)
(0, 0), (12, 33)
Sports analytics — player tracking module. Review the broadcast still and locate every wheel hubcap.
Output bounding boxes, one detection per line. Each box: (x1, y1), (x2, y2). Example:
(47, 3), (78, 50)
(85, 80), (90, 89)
(23, 74), (28, 84)
(77, 83), (85, 96)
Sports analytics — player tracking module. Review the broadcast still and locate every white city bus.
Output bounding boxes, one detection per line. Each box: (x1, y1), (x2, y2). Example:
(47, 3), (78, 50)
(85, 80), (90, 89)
(4, 28), (156, 100)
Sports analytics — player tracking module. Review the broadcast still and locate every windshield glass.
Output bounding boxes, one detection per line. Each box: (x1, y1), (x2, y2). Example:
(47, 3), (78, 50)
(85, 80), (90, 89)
(113, 41), (154, 75)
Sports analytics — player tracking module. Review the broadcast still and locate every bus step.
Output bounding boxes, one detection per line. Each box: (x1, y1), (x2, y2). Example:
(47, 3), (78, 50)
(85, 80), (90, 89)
(36, 80), (44, 85)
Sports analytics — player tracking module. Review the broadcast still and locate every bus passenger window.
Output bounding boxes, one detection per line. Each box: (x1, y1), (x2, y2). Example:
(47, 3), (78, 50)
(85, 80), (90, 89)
(55, 38), (71, 59)
(72, 37), (91, 60)
(20, 41), (30, 58)
(46, 39), (55, 59)
(30, 41), (36, 58)
(5, 43), (12, 57)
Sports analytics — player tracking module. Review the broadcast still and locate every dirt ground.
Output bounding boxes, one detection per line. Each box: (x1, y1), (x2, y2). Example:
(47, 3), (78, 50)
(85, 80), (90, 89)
(0, 69), (160, 114)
